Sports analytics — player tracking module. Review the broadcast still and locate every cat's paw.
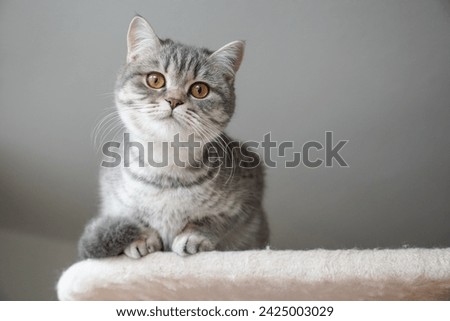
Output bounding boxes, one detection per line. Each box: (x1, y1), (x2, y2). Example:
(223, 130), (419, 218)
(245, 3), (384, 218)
(171, 232), (214, 256)
(124, 230), (162, 259)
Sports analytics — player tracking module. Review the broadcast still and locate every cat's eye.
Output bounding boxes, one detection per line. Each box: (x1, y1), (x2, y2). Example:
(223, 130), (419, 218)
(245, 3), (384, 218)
(146, 72), (165, 89)
(190, 82), (209, 99)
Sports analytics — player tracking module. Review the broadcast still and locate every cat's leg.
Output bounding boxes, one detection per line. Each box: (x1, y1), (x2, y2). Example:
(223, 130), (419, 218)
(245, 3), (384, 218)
(172, 211), (267, 256)
(123, 227), (163, 259)
(172, 217), (220, 256)
(78, 215), (162, 259)
(171, 228), (215, 256)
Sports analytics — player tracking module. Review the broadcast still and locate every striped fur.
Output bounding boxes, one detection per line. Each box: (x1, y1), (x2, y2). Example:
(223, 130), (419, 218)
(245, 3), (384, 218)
(78, 16), (268, 258)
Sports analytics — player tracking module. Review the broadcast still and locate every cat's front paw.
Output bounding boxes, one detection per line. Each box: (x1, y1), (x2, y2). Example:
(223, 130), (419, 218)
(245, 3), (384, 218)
(172, 232), (214, 256)
(124, 230), (162, 259)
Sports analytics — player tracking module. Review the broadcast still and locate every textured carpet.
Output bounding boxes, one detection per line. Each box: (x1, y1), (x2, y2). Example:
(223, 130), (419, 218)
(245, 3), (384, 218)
(57, 248), (450, 300)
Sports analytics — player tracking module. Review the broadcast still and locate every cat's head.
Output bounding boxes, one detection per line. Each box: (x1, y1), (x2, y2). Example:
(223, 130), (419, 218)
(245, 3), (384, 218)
(115, 16), (244, 143)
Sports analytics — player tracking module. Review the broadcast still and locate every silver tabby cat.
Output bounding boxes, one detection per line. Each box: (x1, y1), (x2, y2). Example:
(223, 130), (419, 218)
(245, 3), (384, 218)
(78, 16), (269, 258)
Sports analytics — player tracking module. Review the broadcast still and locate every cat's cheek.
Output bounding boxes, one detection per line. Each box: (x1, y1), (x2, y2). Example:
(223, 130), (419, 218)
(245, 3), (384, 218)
(171, 232), (215, 256)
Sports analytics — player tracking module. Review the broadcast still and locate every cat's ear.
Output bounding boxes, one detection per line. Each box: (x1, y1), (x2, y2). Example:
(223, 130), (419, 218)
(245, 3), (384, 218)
(210, 40), (245, 75)
(127, 16), (160, 63)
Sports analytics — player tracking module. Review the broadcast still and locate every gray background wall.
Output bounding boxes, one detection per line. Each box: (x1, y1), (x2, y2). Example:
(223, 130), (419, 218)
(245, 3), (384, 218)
(1, 0), (449, 299)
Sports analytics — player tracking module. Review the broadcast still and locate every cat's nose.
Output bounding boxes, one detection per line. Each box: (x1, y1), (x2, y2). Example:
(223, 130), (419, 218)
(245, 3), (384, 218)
(165, 98), (184, 109)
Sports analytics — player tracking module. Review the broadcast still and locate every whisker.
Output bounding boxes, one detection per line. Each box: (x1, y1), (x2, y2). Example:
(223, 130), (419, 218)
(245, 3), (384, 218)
(97, 118), (123, 154)
(175, 115), (225, 181)
(91, 110), (120, 146)
(177, 112), (234, 183)
(185, 110), (237, 184)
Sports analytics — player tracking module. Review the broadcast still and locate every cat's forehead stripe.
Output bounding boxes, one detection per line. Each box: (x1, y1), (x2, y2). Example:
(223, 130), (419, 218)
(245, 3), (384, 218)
(159, 42), (209, 81)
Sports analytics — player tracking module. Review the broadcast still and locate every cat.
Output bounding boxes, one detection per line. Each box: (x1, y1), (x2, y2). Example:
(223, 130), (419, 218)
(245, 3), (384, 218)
(78, 15), (269, 258)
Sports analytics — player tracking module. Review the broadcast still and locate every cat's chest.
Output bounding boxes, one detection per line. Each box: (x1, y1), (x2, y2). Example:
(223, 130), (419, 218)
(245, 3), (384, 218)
(133, 186), (217, 248)
(117, 168), (229, 248)
(126, 178), (213, 214)
(121, 167), (215, 212)
(127, 182), (213, 212)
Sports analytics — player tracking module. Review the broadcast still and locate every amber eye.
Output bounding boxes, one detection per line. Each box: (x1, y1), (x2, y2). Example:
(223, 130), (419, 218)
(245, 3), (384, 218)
(146, 72), (165, 89)
(190, 82), (209, 99)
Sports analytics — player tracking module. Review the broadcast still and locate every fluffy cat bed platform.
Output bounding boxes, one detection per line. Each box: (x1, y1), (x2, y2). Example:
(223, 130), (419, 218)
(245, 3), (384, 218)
(57, 248), (450, 300)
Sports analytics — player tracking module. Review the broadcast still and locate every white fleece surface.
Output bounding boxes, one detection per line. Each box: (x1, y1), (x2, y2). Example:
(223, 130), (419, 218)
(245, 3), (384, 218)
(57, 249), (450, 300)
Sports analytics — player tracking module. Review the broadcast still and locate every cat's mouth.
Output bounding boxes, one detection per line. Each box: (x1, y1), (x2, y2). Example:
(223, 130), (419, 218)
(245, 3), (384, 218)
(151, 111), (187, 129)
(149, 110), (173, 121)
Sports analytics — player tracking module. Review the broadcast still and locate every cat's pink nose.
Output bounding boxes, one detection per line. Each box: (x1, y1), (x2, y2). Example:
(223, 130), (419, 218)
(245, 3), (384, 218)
(165, 98), (184, 109)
